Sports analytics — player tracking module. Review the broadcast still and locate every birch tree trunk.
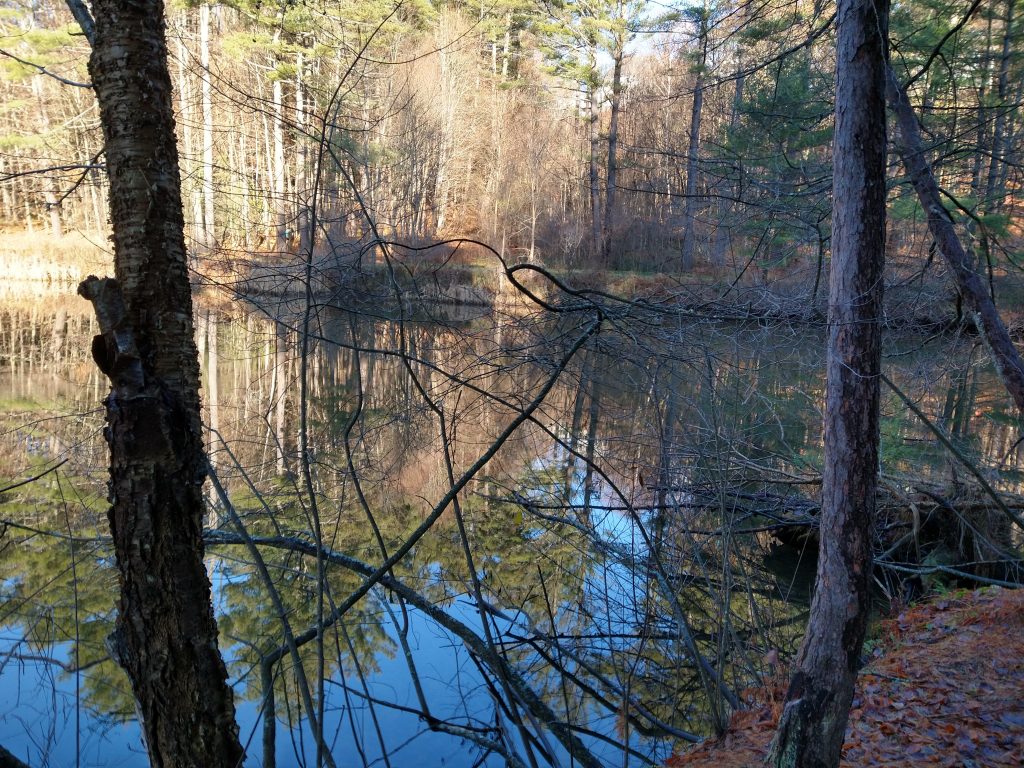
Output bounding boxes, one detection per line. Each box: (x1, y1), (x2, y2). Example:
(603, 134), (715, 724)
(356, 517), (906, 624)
(273, 67), (287, 251)
(200, 2), (216, 250)
(31, 75), (62, 238)
(76, 0), (244, 763)
(768, 0), (888, 764)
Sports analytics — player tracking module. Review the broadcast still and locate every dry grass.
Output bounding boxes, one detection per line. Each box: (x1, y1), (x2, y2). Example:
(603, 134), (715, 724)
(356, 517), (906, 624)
(0, 231), (112, 292)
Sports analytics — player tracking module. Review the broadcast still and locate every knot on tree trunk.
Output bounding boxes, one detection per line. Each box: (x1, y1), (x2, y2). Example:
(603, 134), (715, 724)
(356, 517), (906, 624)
(78, 275), (145, 390)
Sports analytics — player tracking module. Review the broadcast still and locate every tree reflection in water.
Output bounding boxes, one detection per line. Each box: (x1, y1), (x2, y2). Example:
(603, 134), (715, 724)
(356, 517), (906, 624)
(0, 284), (1020, 766)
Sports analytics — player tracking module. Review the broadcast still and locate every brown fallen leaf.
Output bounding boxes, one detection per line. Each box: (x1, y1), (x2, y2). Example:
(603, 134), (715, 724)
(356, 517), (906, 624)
(665, 587), (1024, 768)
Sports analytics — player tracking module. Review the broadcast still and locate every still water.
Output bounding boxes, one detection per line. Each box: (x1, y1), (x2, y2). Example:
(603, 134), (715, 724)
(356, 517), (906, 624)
(0, 288), (1019, 767)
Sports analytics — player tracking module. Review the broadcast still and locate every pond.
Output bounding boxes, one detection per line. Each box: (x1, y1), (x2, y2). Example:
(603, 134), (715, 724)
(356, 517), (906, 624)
(0, 285), (1019, 767)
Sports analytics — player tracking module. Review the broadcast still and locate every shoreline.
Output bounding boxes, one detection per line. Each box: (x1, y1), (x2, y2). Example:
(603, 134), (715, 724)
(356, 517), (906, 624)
(1, 234), (1019, 337)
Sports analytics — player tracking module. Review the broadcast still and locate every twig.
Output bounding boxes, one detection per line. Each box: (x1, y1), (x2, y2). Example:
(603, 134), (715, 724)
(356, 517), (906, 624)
(62, 0), (95, 45)
(881, 372), (1024, 533)
(0, 164), (104, 183)
(899, 0), (985, 90)
(0, 460), (67, 495)
(0, 49), (91, 87)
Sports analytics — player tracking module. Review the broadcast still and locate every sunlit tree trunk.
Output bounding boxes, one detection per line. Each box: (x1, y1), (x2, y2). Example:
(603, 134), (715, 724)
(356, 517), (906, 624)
(295, 50), (310, 254)
(200, 2), (216, 250)
(602, 35), (625, 257)
(432, 21), (462, 236)
(31, 75), (62, 238)
(273, 60), (287, 251)
(77, 0), (244, 763)
(43, 180), (62, 239)
(680, 17), (707, 271)
(588, 67), (602, 248)
(22, 195), (34, 234)
(174, 29), (204, 252)
(501, 11), (512, 80)
(887, 69), (1024, 415)
(768, 0), (888, 765)
(235, 125), (252, 249)
(0, 156), (13, 222)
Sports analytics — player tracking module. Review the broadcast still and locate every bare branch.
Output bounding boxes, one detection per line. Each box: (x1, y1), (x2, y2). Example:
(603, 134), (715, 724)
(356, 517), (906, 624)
(899, 0), (985, 90)
(63, 0), (95, 46)
(0, 163), (105, 183)
(0, 459), (67, 495)
(0, 49), (91, 87)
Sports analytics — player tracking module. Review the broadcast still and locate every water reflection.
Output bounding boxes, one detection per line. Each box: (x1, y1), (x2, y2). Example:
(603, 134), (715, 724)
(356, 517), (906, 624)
(0, 291), (1020, 766)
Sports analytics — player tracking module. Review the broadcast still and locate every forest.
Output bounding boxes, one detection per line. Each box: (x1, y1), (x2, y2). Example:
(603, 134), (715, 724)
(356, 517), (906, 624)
(0, 0), (1016, 276)
(0, 0), (1022, 766)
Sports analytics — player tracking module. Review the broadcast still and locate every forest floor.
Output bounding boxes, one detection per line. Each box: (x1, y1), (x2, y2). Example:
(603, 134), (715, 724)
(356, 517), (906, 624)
(667, 586), (1024, 767)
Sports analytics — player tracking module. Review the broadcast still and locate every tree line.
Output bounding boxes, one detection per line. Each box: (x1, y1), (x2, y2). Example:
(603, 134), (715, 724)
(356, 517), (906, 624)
(0, 0), (1020, 277)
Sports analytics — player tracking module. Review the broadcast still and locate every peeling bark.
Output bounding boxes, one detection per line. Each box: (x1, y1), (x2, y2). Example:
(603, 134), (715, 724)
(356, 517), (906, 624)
(80, 0), (244, 764)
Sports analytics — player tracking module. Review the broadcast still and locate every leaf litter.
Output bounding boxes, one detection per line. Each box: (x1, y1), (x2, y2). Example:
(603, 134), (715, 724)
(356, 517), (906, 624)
(667, 586), (1024, 767)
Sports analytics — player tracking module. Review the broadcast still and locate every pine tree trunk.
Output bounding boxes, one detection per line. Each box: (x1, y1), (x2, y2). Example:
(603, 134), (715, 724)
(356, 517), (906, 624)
(174, 29), (203, 251)
(588, 65), (602, 248)
(680, 55), (705, 271)
(81, 0), (244, 764)
(982, 0), (1015, 212)
(711, 15), (748, 268)
(200, 2), (216, 250)
(768, 1), (889, 765)
(602, 42), (624, 256)
(887, 68), (1024, 415)
(31, 75), (63, 238)
(295, 50), (310, 254)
